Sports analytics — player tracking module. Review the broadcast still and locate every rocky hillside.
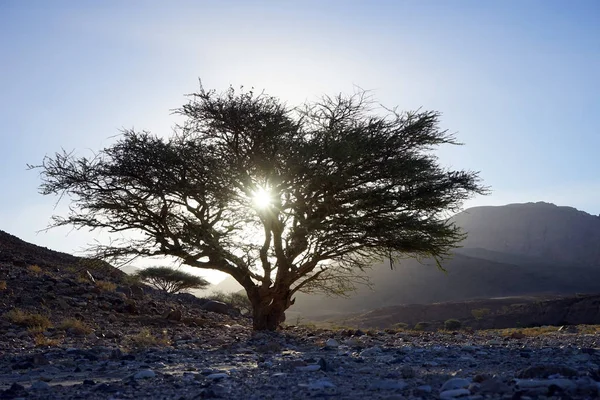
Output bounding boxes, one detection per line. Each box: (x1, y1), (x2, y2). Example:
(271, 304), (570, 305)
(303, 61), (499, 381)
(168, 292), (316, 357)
(2, 229), (600, 399)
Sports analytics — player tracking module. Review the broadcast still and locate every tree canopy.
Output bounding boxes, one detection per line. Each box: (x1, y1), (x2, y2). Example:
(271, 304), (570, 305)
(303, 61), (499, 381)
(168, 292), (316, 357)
(133, 266), (210, 294)
(32, 85), (487, 330)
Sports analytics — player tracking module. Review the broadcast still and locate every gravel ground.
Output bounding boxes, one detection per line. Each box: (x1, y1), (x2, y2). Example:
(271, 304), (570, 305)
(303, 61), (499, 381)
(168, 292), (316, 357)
(1, 325), (599, 399)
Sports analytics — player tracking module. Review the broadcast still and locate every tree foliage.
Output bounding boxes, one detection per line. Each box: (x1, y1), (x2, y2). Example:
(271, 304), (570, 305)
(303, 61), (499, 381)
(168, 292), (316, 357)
(31, 84), (487, 330)
(133, 266), (209, 294)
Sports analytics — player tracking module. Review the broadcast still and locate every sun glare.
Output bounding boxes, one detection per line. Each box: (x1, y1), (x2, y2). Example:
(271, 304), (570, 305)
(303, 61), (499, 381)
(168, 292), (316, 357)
(252, 186), (273, 210)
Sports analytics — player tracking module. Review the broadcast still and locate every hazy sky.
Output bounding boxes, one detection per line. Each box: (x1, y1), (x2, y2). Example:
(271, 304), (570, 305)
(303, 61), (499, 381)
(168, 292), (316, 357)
(1, 1), (599, 280)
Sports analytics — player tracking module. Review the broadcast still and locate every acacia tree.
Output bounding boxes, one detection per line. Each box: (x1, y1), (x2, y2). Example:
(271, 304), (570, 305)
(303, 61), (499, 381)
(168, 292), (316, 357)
(31, 86), (486, 330)
(133, 266), (210, 294)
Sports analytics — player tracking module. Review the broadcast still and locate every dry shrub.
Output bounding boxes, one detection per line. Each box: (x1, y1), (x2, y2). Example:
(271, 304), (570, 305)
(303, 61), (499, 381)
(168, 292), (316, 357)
(96, 280), (117, 292)
(4, 308), (52, 330)
(27, 265), (43, 275)
(0, 281), (6, 290)
(34, 334), (61, 347)
(59, 318), (92, 335)
(129, 328), (170, 348)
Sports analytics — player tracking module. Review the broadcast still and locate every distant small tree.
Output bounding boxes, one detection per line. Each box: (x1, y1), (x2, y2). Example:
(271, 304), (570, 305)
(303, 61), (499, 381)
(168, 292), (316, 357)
(414, 321), (431, 331)
(133, 267), (209, 294)
(444, 318), (462, 330)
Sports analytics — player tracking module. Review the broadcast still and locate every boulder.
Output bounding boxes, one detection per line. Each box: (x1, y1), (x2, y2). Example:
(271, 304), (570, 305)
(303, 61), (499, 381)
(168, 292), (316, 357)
(202, 300), (230, 315)
(163, 308), (182, 321)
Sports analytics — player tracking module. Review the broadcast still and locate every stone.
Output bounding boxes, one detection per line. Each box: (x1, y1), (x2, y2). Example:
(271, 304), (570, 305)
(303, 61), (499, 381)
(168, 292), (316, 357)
(206, 372), (229, 380)
(400, 365), (415, 378)
(202, 300), (230, 314)
(325, 338), (339, 348)
(441, 378), (471, 391)
(301, 378), (335, 390)
(368, 380), (408, 390)
(296, 364), (321, 372)
(440, 388), (470, 399)
(360, 346), (382, 357)
(133, 369), (156, 379)
(163, 308), (182, 321)
(416, 385), (432, 394)
(31, 380), (51, 390)
(478, 378), (511, 394)
(516, 365), (578, 379)
(129, 285), (144, 299)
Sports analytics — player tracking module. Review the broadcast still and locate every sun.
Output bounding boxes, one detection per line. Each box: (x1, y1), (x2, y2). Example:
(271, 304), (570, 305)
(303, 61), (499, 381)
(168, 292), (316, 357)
(251, 186), (273, 210)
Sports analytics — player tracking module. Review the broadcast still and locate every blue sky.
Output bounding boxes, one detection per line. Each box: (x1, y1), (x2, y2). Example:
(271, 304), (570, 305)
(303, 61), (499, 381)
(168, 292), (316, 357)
(1, 0), (599, 273)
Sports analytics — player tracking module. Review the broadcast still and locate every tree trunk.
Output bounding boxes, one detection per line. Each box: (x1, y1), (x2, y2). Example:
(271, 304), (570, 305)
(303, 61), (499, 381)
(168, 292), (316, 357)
(250, 290), (290, 331)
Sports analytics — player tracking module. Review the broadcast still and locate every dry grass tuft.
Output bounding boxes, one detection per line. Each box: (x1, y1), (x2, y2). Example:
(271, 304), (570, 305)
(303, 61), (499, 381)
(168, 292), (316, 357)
(0, 281), (6, 290)
(3, 308), (52, 330)
(96, 280), (117, 292)
(27, 264), (43, 275)
(128, 328), (170, 348)
(34, 334), (62, 347)
(59, 318), (92, 335)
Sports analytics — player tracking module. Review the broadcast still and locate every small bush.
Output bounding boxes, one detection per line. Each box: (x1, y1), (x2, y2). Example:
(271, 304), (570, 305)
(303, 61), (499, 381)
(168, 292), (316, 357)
(444, 319), (462, 330)
(0, 281), (6, 290)
(122, 273), (142, 286)
(4, 309), (52, 330)
(129, 328), (170, 348)
(133, 267), (210, 294)
(27, 265), (42, 275)
(414, 321), (431, 331)
(471, 308), (491, 320)
(59, 318), (92, 335)
(96, 280), (117, 292)
(34, 334), (61, 347)
(391, 322), (409, 330)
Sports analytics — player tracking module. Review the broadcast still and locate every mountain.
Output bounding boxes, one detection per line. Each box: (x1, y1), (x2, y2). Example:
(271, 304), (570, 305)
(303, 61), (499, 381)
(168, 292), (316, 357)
(213, 202), (600, 319)
(452, 202), (600, 266)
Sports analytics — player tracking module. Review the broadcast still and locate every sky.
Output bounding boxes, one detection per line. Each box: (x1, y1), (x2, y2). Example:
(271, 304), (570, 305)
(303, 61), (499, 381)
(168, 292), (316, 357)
(1, 1), (599, 282)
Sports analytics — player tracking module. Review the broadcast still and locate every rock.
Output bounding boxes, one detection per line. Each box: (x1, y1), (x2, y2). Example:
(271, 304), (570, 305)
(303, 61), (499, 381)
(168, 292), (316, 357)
(202, 300), (230, 314)
(479, 378), (511, 394)
(206, 373), (229, 380)
(31, 380), (51, 390)
(133, 369), (156, 379)
(510, 331), (526, 339)
(1, 383), (27, 398)
(325, 338), (339, 348)
(360, 346), (382, 357)
(515, 378), (577, 391)
(440, 388), (470, 399)
(441, 378), (471, 391)
(416, 385), (432, 394)
(163, 308), (182, 321)
(296, 364), (321, 372)
(516, 365), (578, 379)
(129, 285), (144, 299)
(301, 378), (335, 390)
(400, 365), (415, 379)
(368, 380), (408, 390)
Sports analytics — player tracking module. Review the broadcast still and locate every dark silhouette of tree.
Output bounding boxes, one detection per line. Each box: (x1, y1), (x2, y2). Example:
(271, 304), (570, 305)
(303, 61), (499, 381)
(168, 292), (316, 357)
(31, 85), (487, 330)
(133, 266), (209, 294)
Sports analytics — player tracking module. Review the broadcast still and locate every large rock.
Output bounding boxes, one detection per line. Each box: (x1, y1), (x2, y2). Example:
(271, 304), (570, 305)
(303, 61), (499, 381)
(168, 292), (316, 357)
(202, 300), (230, 315)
